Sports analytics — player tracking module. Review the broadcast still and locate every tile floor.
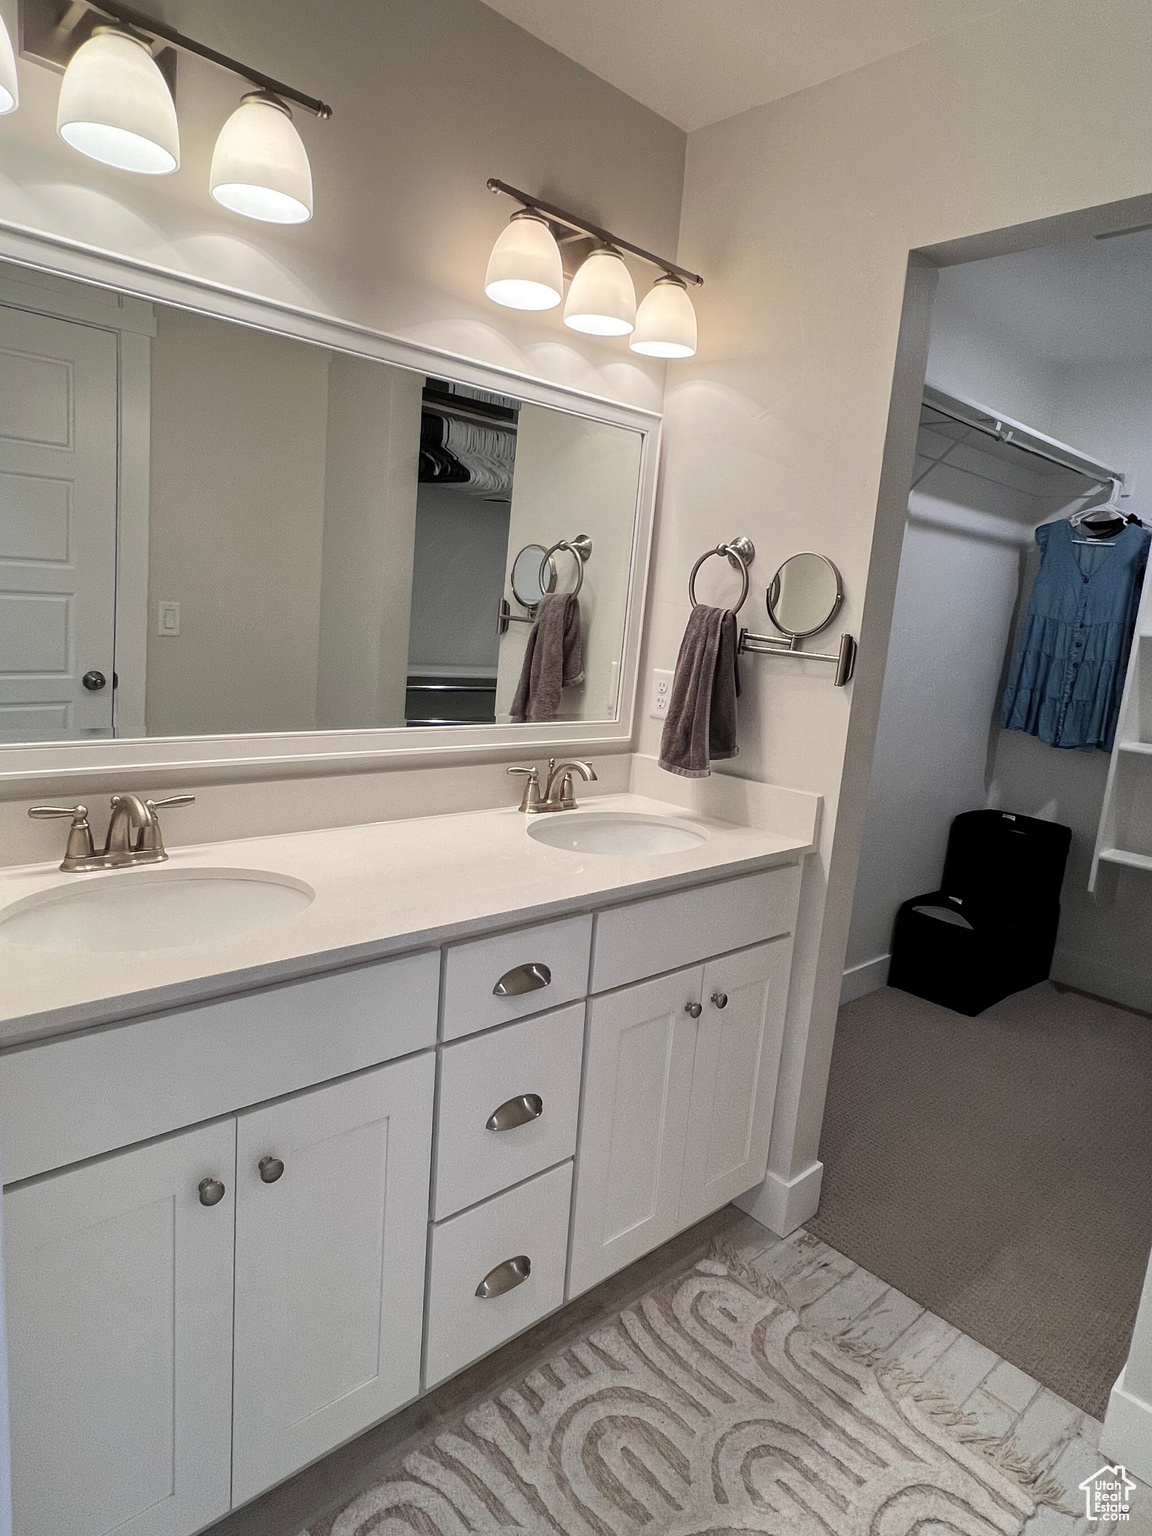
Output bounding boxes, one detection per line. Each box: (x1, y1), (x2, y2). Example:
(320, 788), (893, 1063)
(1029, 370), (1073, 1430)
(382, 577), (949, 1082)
(208, 1209), (1149, 1536)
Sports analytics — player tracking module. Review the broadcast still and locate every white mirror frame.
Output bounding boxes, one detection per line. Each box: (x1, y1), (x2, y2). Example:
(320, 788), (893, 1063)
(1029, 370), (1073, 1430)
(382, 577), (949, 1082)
(0, 224), (659, 793)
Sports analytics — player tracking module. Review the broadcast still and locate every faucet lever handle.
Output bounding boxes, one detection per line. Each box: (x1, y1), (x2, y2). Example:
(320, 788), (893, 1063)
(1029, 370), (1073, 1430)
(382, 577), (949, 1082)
(507, 765), (542, 814)
(141, 794), (195, 854)
(29, 805), (95, 866)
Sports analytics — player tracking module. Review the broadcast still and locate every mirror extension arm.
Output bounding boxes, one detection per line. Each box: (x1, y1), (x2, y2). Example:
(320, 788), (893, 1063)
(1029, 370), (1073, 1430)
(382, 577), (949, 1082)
(737, 629), (857, 686)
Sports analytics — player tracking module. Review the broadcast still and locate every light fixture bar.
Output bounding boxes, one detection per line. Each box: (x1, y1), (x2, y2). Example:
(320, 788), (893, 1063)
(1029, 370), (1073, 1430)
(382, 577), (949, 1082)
(26, 0), (332, 117)
(488, 177), (701, 288)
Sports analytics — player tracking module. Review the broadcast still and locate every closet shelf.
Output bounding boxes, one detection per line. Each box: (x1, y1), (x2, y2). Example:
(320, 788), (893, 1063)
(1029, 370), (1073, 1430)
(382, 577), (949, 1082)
(1097, 848), (1152, 873)
(1117, 741), (1152, 755)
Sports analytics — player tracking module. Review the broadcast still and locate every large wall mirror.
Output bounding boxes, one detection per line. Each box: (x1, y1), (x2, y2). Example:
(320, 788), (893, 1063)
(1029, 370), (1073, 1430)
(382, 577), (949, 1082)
(0, 255), (653, 769)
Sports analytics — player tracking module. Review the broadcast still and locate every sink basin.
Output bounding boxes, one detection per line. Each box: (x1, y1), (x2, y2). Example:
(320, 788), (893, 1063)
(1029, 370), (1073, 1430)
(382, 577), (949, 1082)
(0, 868), (315, 953)
(527, 812), (707, 856)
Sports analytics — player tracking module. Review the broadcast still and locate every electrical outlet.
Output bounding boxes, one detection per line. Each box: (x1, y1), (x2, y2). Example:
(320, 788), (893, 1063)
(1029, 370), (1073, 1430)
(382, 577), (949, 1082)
(649, 668), (674, 720)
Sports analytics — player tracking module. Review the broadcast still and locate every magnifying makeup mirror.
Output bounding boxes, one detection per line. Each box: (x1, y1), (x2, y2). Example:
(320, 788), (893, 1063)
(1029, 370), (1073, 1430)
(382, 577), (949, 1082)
(510, 543), (555, 609)
(766, 552), (843, 638)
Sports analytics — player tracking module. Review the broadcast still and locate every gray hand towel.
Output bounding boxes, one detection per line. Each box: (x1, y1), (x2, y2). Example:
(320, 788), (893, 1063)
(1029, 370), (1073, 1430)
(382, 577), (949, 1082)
(658, 603), (740, 777)
(510, 593), (585, 722)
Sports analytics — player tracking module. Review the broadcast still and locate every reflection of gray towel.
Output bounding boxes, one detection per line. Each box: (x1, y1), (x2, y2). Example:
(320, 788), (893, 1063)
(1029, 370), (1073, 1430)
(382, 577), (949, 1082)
(444, 419), (516, 497)
(510, 594), (584, 721)
(658, 604), (740, 778)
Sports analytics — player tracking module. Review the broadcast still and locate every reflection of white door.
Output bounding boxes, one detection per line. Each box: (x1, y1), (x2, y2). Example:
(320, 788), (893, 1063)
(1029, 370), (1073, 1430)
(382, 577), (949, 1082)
(0, 305), (118, 741)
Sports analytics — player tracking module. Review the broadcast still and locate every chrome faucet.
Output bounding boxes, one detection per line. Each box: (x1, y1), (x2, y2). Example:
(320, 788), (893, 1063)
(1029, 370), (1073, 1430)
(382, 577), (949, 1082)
(29, 793), (195, 872)
(508, 758), (597, 814)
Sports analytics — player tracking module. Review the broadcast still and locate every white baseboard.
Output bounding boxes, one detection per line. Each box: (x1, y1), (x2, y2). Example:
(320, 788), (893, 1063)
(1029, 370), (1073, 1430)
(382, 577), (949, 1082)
(1052, 949), (1152, 1015)
(735, 1160), (824, 1238)
(840, 955), (889, 1006)
(1103, 1368), (1152, 1486)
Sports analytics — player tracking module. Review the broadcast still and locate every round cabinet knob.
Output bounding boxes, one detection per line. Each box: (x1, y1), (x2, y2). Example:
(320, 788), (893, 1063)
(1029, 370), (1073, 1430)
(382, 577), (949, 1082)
(198, 1177), (226, 1206)
(82, 670), (107, 692)
(259, 1155), (285, 1184)
(685, 1001), (702, 1019)
(711, 991), (729, 1010)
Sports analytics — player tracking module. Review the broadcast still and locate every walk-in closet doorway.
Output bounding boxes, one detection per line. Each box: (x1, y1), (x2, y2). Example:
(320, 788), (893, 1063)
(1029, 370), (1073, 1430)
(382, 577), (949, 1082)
(819, 202), (1152, 1426)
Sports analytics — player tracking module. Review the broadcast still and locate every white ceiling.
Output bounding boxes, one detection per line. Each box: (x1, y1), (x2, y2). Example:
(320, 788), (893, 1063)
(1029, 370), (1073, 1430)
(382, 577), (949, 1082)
(478, 0), (1008, 131)
(937, 230), (1152, 364)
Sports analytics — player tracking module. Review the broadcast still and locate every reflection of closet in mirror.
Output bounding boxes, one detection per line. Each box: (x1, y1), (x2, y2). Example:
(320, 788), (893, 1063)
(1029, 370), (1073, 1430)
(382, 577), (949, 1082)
(405, 382), (520, 725)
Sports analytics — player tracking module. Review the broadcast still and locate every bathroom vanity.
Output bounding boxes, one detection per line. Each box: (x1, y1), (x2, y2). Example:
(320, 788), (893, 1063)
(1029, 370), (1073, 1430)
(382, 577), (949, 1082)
(0, 793), (810, 1536)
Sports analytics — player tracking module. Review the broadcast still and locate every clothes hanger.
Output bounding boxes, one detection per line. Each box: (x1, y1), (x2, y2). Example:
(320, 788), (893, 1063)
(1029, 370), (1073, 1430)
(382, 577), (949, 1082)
(1071, 476), (1126, 544)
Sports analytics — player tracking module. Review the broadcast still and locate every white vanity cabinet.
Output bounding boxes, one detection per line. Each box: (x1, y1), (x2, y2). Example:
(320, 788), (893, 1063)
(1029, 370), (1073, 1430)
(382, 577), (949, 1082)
(0, 855), (804, 1536)
(569, 868), (799, 1297)
(231, 1055), (434, 1505)
(5, 1119), (237, 1536)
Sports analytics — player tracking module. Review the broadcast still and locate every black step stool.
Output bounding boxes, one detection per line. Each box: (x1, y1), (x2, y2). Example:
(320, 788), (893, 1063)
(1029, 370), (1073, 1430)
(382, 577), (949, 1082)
(887, 810), (1072, 1016)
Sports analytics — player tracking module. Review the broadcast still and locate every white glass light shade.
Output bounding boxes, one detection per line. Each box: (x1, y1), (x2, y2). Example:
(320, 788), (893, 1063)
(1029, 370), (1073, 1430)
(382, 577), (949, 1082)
(630, 275), (698, 358)
(0, 13), (18, 115)
(57, 29), (179, 174)
(210, 93), (313, 224)
(563, 247), (636, 336)
(484, 212), (563, 310)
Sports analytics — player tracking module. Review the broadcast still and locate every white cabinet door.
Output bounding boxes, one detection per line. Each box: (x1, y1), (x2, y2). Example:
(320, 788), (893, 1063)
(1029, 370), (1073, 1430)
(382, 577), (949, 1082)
(569, 967), (701, 1296)
(5, 1120), (235, 1536)
(680, 938), (793, 1226)
(231, 1053), (435, 1505)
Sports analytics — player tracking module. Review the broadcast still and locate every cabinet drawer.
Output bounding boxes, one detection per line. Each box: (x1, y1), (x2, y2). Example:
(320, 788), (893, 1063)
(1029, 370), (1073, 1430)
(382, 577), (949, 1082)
(0, 950), (439, 1185)
(442, 913), (592, 1041)
(435, 1004), (584, 1219)
(425, 1161), (572, 1387)
(590, 866), (800, 993)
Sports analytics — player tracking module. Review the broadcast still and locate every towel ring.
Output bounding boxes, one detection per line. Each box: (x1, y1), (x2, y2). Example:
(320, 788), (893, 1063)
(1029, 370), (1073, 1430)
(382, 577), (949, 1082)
(539, 534), (592, 598)
(688, 537), (755, 614)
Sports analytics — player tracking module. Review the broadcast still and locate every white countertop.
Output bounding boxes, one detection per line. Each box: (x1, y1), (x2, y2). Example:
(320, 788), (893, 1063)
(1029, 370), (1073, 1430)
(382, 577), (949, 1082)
(0, 793), (811, 1048)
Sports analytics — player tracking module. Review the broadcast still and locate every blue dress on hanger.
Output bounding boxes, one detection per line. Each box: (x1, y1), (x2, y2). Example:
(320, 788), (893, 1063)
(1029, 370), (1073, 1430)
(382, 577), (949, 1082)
(1001, 518), (1150, 751)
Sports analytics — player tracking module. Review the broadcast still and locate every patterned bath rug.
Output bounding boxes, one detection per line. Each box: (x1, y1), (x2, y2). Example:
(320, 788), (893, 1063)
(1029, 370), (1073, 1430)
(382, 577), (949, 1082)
(309, 1248), (1067, 1536)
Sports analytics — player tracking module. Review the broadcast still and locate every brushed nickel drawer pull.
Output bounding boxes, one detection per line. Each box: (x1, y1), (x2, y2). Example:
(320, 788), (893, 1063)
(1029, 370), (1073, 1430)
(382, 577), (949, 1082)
(198, 1177), (226, 1207)
(493, 961), (552, 997)
(486, 1093), (544, 1132)
(711, 991), (729, 1010)
(475, 1254), (532, 1298)
(259, 1155), (285, 1183)
(685, 1001), (702, 1019)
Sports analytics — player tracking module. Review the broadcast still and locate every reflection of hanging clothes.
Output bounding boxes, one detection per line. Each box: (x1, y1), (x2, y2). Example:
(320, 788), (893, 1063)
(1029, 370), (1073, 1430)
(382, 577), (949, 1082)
(419, 412), (469, 483)
(1001, 518), (1150, 751)
(442, 418), (515, 498)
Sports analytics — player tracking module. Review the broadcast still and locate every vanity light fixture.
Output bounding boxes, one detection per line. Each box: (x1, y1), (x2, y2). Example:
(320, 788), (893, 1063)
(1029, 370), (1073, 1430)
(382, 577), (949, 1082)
(485, 209), (564, 310)
(630, 274), (697, 358)
(486, 178), (701, 355)
(210, 91), (313, 224)
(563, 246), (636, 336)
(57, 25), (179, 173)
(0, 12), (19, 114)
(20, 0), (330, 213)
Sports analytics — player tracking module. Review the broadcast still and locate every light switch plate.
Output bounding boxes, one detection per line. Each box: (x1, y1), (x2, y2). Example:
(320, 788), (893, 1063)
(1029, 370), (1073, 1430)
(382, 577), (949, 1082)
(649, 668), (674, 720)
(157, 600), (181, 637)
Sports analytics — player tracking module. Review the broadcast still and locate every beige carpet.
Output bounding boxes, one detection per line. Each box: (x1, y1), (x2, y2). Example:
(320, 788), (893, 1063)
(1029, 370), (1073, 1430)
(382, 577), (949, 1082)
(807, 982), (1152, 1419)
(310, 1248), (1062, 1536)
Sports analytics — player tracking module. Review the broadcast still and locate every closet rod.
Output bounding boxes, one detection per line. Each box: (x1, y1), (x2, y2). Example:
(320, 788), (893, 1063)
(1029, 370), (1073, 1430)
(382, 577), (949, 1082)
(922, 385), (1124, 487)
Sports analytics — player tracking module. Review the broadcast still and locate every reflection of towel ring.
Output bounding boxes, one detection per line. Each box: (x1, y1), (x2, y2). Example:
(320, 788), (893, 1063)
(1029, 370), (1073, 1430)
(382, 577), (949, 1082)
(539, 534), (592, 598)
(688, 536), (755, 614)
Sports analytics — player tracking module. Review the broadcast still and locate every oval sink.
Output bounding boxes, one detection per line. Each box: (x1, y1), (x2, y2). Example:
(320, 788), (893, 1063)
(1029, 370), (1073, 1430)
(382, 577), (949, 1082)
(527, 812), (707, 856)
(0, 868), (315, 953)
